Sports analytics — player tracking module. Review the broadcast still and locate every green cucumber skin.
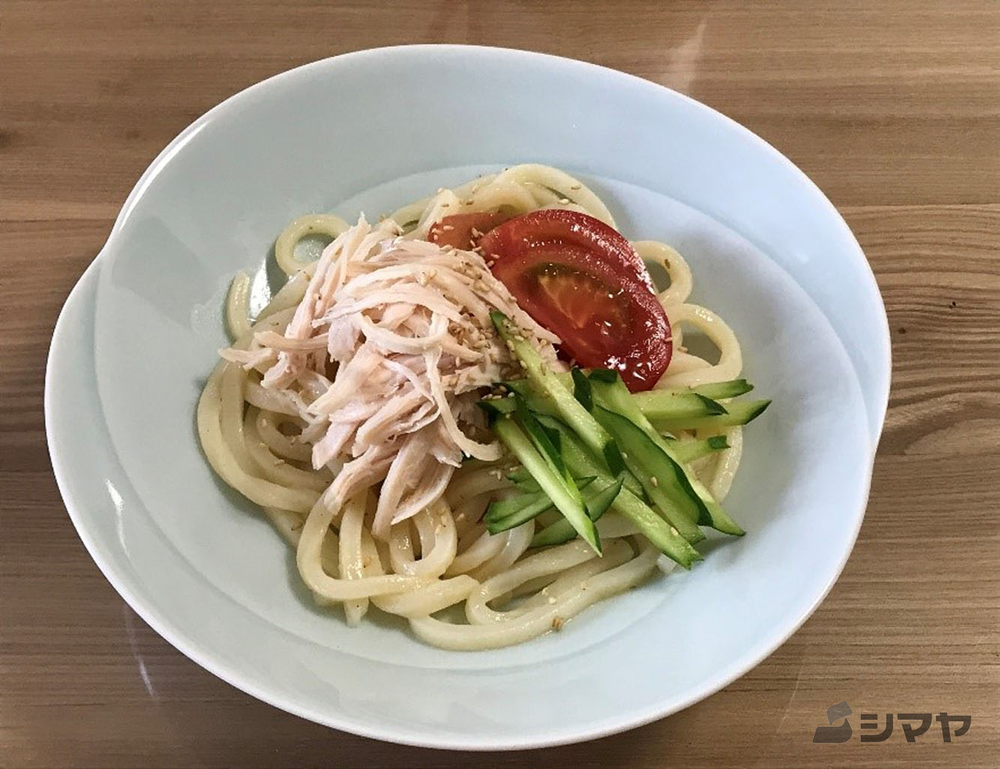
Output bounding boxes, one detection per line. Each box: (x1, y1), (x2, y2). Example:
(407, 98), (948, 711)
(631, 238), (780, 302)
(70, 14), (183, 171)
(650, 400), (771, 432)
(507, 373), (751, 400)
(591, 404), (706, 540)
(515, 396), (578, 494)
(489, 391), (755, 426)
(528, 522), (577, 548)
(487, 492), (552, 533)
(571, 368), (593, 411)
(607, 487), (702, 566)
(500, 380), (727, 422)
(535, 413), (643, 497)
(530, 486), (700, 565)
(533, 416), (702, 567)
(529, 476), (623, 547)
(690, 379), (754, 400)
(487, 489), (547, 521)
(492, 414), (601, 553)
(487, 477), (597, 529)
(629, 391), (726, 421)
(584, 475), (624, 520)
(593, 380), (745, 536)
(707, 435), (731, 450)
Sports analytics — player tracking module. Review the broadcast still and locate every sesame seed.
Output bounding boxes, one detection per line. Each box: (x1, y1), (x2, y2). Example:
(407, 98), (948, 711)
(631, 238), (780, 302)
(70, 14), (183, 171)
(651, 476), (659, 487)
(558, 198), (570, 204)
(547, 596), (557, 605)
(441, 225), (455, 232)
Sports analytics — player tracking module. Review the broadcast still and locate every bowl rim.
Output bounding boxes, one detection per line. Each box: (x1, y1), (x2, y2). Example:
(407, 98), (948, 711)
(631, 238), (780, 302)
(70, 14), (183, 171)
(46, 44), (888, 750)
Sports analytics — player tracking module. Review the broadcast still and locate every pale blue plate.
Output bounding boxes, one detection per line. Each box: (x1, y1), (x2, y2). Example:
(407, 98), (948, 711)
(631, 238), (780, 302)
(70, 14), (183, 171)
(47, 46), (887, 749)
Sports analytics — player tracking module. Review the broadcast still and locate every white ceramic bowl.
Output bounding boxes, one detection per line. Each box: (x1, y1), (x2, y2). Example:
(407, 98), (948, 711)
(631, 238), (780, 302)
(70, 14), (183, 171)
(46, 46), (889, 750)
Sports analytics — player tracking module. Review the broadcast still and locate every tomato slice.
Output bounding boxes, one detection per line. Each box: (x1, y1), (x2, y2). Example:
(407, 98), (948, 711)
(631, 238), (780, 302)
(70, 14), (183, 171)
(480, 210), (672, 391)
(428, 211), (513, 251)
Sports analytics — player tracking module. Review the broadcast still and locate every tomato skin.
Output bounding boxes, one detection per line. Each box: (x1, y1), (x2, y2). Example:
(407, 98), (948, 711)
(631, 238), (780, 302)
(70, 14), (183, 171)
(480, 210), (672, 392)
(428, 211), (513, 250)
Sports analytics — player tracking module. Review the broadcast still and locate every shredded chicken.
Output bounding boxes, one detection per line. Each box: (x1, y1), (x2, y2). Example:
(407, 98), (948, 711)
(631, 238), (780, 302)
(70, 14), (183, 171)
(232, 216), (562, 538)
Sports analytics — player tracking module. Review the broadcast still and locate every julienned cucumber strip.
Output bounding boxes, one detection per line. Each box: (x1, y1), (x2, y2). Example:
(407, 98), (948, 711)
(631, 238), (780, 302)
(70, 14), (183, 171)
(491, 312), (625, 475)
(535, 414), (703, 568)
(687, 379), (754, 400)
(650, 399), (770, 432)
(507, 470), (596, 494)
(507, 371), (750, 405)
(480, 393), (562, 420)
(591, 406), (707, 542)
(593, 376), (741, 533)
(515, 396), (576, 493)
(493, 381), (741, 427)
(478, 396), (517, 417)
(668, 435), (730, 464)
(592, 377), (744, 536)
(584, 474), (625, 519)
(530, 475), (624, 547)
(527, 412), (643, 498)
(486, 477), (596, 527)
(628, 391), (726, 421)
(502, 382), (727, 423)
(491, 415), (601, 554)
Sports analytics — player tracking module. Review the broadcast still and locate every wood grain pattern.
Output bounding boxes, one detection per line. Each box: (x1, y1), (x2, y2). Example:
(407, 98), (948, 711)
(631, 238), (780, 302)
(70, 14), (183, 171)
(1, 1), (998, 766)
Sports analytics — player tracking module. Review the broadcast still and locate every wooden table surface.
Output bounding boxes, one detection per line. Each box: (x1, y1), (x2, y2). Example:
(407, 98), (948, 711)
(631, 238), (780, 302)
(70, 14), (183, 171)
(2, 1), (998, 766)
